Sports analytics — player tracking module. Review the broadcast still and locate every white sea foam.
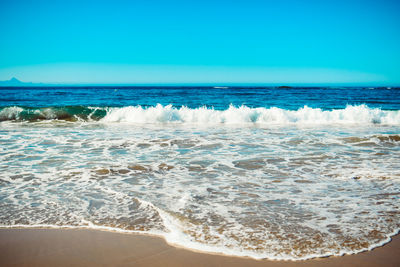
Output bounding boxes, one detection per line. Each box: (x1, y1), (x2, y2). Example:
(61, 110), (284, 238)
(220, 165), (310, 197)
(0, 106), (24, 120)
(1, 119), (400, 260)
(101, 104), (400, 125)
(1, 105), (399, 125)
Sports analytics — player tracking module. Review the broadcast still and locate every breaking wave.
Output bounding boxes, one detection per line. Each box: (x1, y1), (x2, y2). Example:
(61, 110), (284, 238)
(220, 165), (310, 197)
(1, 104), (399, 125)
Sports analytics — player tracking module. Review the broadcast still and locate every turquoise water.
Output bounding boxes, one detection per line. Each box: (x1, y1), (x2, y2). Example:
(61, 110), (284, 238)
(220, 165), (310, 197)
(0, 86), (399, 260)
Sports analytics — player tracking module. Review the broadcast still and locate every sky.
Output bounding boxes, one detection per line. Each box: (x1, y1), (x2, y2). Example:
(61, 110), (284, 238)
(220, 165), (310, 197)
(0, 0), (399, 85)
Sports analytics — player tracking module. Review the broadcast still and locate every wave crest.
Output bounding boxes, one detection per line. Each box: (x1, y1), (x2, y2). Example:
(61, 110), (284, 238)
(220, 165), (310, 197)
(1, 104), (399, 125)
(101, 104), (400, 125)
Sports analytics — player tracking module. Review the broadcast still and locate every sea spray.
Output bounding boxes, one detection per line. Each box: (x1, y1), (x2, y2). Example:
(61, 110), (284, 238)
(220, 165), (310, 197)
(1, 104), (399, 125)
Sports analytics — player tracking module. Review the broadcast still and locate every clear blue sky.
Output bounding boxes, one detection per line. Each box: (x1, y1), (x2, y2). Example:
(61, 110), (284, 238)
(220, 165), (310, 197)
(0, 0), (399, 84)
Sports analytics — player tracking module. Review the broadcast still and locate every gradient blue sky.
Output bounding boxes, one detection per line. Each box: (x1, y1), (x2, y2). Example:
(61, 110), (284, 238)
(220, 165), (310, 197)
(0, 0), (399, 84)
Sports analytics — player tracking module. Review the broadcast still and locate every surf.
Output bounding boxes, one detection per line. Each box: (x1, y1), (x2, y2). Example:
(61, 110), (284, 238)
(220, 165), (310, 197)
(1, 104), (399, 125)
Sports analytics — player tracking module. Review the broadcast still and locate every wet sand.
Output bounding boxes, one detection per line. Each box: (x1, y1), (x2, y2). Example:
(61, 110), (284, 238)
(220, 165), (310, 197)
(0, 229), (399, 267)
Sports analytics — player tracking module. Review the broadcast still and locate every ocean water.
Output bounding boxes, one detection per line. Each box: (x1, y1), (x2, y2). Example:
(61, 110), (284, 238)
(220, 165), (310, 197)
(0, 86), (400, 260)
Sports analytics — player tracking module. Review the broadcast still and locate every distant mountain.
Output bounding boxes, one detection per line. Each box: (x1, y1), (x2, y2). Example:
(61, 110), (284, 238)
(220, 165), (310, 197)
(0, 77), (43, 86)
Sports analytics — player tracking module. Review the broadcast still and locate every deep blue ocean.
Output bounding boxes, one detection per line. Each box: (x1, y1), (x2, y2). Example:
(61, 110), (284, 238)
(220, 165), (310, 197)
(1, 86), (399, 260)
(1, 86), (399, 110)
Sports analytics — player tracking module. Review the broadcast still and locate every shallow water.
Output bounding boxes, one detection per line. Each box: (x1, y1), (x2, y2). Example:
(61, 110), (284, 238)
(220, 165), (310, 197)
(0, 87), (399, 260)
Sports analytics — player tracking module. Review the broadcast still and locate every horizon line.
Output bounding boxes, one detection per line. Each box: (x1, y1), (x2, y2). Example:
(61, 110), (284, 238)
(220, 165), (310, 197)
(1, 77), (399, 87)
(1, 83), (399, 88)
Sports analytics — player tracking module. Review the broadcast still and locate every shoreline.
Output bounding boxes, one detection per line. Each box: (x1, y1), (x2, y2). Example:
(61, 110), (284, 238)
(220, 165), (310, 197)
(0, 228), (399, 267)
(1, 225), (398, 261)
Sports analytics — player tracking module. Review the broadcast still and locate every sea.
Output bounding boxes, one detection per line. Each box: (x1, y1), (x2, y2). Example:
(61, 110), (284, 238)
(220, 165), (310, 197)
(0, 86), (399, 260)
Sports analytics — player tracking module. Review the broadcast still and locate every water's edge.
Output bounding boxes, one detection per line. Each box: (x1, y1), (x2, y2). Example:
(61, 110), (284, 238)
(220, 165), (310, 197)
(1, 223), (398, 261)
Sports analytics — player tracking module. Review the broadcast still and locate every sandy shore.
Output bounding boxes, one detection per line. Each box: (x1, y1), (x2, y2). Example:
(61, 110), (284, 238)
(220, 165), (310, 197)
(0, 229), (399, 267)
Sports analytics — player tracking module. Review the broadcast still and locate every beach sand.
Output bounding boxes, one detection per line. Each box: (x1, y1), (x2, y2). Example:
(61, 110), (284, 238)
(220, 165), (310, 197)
(0, 229), (399, 267)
